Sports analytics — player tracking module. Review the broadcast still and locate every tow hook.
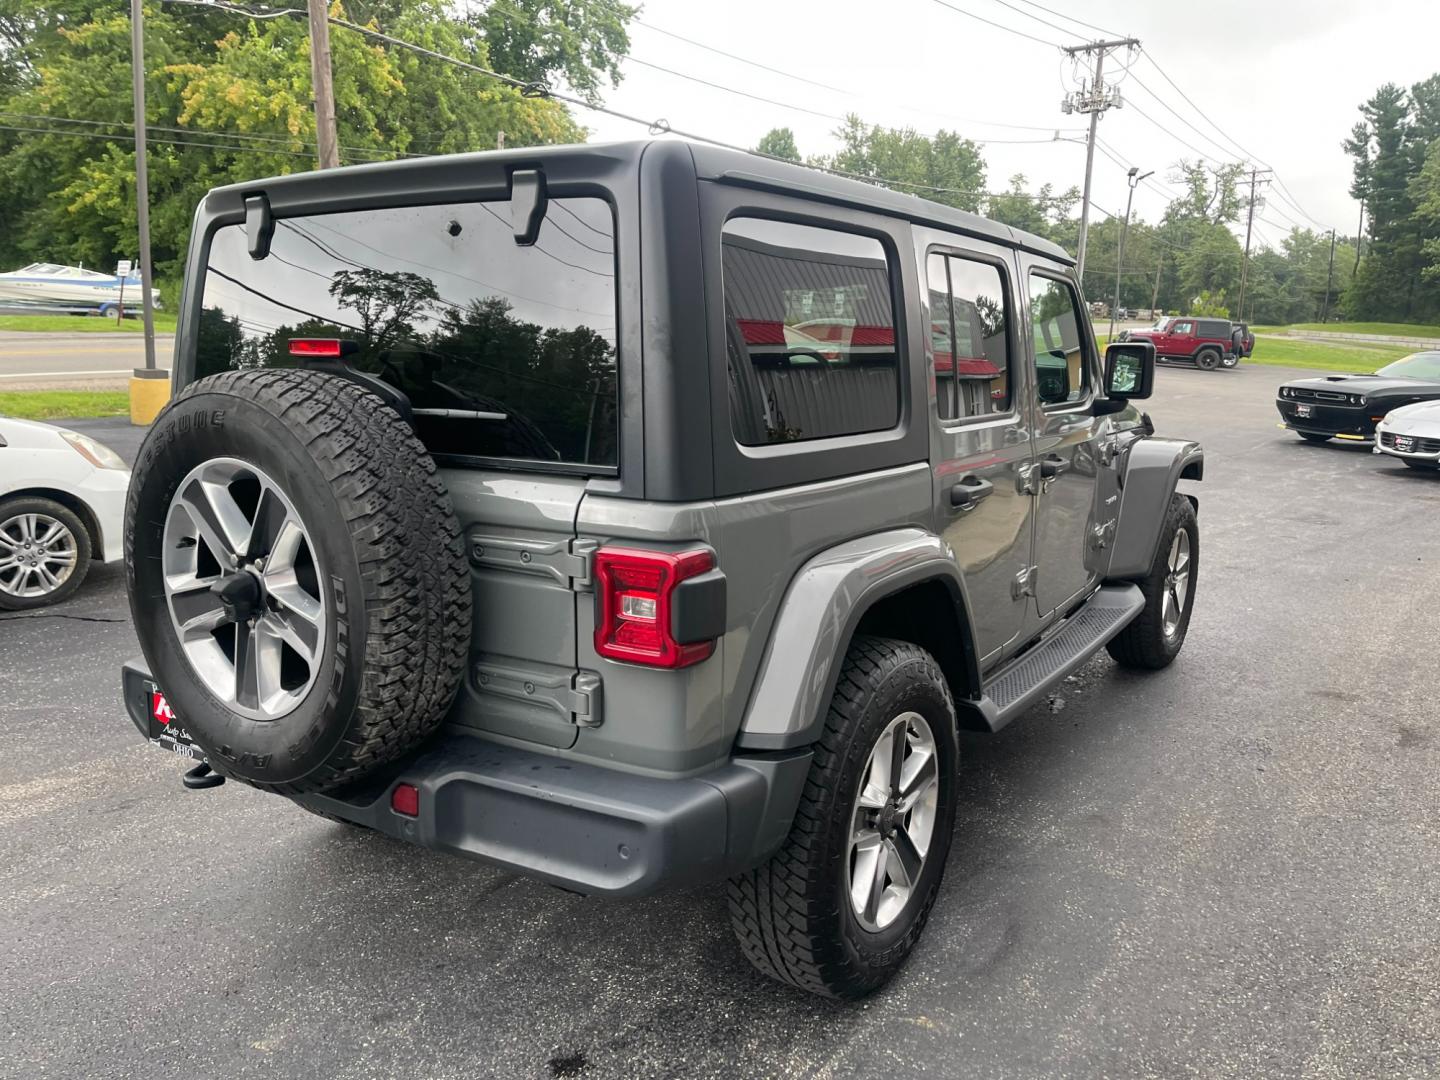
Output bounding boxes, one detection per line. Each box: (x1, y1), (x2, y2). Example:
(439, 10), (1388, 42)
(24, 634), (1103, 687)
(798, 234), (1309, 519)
(182, 762), (225, 790)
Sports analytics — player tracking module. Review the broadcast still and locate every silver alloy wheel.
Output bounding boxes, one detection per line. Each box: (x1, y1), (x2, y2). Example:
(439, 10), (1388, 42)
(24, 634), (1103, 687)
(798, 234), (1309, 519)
(1162, 528), (1192, 638)
(847, 711), (940, 932)
(162, 457), (326, 721)
(0, 513), (78, 598)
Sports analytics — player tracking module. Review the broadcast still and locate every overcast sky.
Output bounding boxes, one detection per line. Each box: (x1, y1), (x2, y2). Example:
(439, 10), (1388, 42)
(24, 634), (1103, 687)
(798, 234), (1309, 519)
(582, 0), (1440, 246)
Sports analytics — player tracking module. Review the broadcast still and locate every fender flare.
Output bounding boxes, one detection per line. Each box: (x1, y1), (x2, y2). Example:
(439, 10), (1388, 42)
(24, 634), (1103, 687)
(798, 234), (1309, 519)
(734, 528), (980, 752)
(1105, 436), (1204, 580)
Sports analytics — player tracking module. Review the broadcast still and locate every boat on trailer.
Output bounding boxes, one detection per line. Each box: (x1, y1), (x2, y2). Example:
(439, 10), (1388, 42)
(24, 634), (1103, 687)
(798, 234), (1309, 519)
(0, 262), (160, 314)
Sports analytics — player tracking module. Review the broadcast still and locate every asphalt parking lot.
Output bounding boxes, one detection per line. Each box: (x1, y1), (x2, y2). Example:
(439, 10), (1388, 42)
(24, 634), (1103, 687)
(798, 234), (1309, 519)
(3, 363), (1438, 1079)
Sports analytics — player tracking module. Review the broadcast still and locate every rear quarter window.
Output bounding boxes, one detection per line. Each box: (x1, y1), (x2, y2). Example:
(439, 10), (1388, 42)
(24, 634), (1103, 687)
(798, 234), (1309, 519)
(194, 197), (619, 468)
(721, 217), (899, 445)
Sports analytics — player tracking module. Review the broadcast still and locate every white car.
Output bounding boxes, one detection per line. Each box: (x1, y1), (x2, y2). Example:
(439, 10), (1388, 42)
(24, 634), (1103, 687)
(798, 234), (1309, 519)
(0, 417), (130, 609)
(1375, 401), (1440, 471)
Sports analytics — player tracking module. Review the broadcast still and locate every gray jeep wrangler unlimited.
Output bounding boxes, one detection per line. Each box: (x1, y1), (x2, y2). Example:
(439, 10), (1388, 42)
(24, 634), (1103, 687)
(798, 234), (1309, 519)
(121, 141), (1201, 999)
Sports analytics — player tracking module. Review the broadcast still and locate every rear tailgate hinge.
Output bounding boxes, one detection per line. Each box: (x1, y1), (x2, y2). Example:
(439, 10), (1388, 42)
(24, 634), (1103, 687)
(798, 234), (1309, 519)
(570, 671), (603, 728)
(470, 534), (597, 591)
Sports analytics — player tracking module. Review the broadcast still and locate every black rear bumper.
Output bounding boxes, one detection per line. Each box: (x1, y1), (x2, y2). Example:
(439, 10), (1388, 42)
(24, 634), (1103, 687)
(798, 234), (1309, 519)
(122, 659), (811, 897)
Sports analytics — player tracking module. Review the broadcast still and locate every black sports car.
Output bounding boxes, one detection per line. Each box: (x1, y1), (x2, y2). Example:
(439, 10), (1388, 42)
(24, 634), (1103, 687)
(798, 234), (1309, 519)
(1276, 350), (1440, 443)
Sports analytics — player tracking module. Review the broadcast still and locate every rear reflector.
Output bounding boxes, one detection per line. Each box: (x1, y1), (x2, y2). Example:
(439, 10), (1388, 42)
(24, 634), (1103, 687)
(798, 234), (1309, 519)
(288, 338), (348, 357)
(594, 547), (715, 668)
(391, 783), (420, 817)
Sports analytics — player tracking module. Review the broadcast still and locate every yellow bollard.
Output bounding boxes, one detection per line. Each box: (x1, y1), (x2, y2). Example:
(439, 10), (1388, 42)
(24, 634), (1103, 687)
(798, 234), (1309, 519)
(129, 369), (172, 426)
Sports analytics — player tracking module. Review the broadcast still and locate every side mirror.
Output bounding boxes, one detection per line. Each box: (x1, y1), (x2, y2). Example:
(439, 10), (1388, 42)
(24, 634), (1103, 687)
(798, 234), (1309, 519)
(1104, 340), (1155, 400)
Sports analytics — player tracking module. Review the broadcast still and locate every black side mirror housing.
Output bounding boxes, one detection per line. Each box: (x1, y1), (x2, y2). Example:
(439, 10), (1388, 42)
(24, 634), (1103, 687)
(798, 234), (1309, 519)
(1104, 340), (1155, 400)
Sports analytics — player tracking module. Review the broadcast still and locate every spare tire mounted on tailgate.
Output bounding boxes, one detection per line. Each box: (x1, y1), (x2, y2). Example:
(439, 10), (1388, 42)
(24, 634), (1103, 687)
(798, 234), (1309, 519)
(125, 368), (471, 794)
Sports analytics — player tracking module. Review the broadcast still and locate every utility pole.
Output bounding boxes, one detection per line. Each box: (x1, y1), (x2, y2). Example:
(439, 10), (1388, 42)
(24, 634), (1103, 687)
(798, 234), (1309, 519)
(1110, 166), (1153, 341)
(1319, 228), (1337, 322)
(1062, 37), (1140, 280)
(1236, 166), (1272, 318)
(128, 0), (165, 424)
(1353, 199), (1365, 275)
(1150, 259), (1163, 318)
(307, 0), (339, 169)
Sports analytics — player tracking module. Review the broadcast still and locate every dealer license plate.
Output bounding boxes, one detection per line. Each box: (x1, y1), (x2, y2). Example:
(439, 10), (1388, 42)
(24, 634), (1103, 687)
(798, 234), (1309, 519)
(1295, 404), (1312, 418)
(146, 684), (205, 761)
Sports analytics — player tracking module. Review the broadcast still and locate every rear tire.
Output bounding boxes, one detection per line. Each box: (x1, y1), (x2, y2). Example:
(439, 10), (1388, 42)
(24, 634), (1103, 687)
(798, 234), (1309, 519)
(1194, 348), (1221, 371)
(1107, 494), (1198, 671)
(728, 636), (958, 999)
(1299, 432), (1331, 443)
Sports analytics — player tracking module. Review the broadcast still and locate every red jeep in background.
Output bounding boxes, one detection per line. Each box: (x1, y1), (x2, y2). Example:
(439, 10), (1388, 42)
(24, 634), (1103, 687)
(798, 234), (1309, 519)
(1123, 316), (1239, 371)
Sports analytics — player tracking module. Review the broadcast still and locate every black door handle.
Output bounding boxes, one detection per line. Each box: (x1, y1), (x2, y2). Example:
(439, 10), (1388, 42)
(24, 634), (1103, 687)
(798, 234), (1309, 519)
(950, 475), (995, 508)
(1039, 454), (1070, 479)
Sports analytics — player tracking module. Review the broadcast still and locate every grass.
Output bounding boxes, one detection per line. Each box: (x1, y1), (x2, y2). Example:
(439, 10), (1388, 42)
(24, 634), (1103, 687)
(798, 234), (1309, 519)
(1100, 335), (1412, 374)
(1253, 321), (1440, 339)
(0, 311), (177, 333)
(0, 390), (130, 420)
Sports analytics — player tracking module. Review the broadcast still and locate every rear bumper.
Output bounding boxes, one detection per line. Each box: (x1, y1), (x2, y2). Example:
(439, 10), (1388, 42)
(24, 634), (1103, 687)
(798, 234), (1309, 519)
(122, 659), (811, 898)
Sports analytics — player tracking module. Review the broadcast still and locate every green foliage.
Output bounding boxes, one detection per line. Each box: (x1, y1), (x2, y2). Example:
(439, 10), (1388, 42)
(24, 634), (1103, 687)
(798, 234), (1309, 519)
(1188, 289), (1229, 317)
(754, 127), (800, 162)
(0, 0), (630, 281)
(814, 114), (986, 212)
(1340, 75), (1440, 322)
(986, 173), (1079, 246)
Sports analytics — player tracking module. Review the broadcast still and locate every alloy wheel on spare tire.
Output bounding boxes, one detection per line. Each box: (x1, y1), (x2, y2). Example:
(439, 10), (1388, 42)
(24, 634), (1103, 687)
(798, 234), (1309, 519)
(125, 368), (471, 795)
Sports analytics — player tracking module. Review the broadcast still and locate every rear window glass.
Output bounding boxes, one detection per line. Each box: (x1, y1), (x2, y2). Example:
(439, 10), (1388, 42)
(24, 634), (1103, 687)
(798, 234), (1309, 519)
(722, 218), (899, 445)
(195, 197), (618, 468)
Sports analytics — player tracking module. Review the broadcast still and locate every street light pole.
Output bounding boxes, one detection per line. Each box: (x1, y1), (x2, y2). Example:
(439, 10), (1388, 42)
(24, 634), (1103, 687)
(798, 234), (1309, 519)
(1109, 167), (1152, 341)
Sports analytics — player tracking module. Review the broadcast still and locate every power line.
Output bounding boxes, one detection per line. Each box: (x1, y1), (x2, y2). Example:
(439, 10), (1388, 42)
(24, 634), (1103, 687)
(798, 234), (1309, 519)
(1008, 0), (1117, 37)
(161, 0), (1083, 206)
(622, 56), (845, 122)
(982, 0), (1080, 39)
(627, 15), (846, 95)
(925, 0), (1065, 49)
(0, 120), (331, 158)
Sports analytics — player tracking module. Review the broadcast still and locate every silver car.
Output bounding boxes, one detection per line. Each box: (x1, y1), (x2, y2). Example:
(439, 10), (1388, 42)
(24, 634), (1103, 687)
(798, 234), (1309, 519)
(1375, 400), (1440, 470)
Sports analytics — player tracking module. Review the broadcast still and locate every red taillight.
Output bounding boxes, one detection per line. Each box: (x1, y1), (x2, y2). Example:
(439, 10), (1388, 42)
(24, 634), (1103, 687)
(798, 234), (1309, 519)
(391, 783), (419, 817)
(288, 338), (346, 357)
(594, 547), (715, 668)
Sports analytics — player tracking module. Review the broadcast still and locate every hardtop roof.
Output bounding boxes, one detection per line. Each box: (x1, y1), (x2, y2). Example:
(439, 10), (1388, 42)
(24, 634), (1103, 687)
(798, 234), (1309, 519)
(205, 139), (1073, 265)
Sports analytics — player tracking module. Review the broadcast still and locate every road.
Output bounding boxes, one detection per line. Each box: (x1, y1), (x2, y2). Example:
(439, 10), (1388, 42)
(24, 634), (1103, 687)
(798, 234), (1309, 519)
(0, 332), (172, 390)
(3, 365), (1438, 1079)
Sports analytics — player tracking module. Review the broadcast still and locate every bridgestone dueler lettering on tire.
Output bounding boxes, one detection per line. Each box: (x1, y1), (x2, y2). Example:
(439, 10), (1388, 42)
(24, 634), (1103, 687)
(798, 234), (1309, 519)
(125, 369), (471, 794)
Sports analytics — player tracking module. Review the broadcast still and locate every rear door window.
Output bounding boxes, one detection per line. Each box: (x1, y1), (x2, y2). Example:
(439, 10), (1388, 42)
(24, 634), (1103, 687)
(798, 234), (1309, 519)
(721, 218), (899, 445)
(196, 198), (618, 468)
(925, 252), (1010, 420)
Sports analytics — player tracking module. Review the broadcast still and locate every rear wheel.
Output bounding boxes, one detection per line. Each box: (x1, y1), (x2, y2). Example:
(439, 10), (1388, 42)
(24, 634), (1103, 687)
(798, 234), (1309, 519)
(1298, 432), (1332, 443)
(1107, 494), (1198, 671)
(1194, 348), (1221, 371)
(728, 636), (958, 999)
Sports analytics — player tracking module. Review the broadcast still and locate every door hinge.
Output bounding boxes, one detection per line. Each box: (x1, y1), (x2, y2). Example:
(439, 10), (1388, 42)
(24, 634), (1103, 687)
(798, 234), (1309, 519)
(473, 660), (604, 728)
(1097, 436), (1121, 467)
(469, 534), (597, 590)
(1012, 566), (1038, 600)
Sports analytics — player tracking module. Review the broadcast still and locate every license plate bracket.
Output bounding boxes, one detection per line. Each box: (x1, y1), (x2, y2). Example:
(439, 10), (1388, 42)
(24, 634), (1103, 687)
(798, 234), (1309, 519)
(146, 684), (207, 762)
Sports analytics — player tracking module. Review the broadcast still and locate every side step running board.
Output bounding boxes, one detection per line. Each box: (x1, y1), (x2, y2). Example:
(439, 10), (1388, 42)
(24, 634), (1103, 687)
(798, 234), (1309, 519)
(968, 583), (1145, 732)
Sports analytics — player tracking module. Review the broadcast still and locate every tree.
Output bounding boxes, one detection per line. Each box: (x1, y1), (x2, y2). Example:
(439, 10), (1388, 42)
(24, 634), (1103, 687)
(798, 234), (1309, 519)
(0, 0), (623, 287)
(330, 268), (440, 352)
(1169, 160), (1245, 226)
(461, 0), (635, 105)
(986, 173), (1079, 246)
(817, 114), (986, 212)
(754, 127), (800, 162)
